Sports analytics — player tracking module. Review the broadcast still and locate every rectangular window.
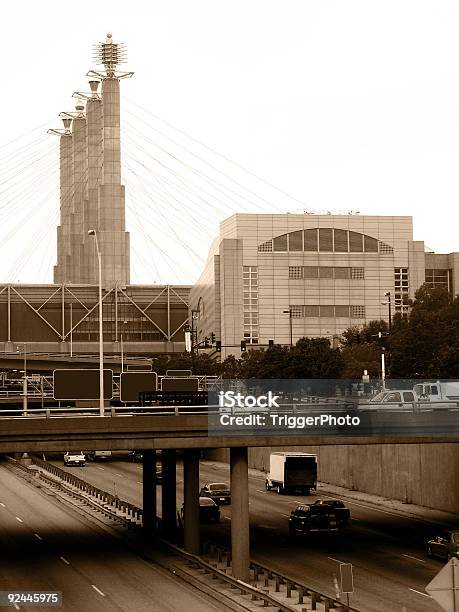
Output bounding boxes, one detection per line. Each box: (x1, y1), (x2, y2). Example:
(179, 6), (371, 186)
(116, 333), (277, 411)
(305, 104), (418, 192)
(273, 234), (288, 251)
(334, 267), (350, 279)
(349, 231), (363, 252)
(319, 267), (334, 279)
(304, 229), (318, 251)
(334, 229), (348, 252)
(351, 267), (365, 280)
(319, 305), (334, 317)
(289, 266), (303, 279)
(318, 228), (333, 252)
(303, 266), (319, 279)
(288, 230), (303, 251)
(304, 305), (319, 317)
(351, 305), (365, 318)
(364, 235), (378, 252)
(335, 305), (350, 317)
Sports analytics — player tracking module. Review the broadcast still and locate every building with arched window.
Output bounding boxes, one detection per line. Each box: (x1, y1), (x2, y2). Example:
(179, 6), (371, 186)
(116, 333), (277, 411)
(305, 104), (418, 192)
(190, 213), (459, 357)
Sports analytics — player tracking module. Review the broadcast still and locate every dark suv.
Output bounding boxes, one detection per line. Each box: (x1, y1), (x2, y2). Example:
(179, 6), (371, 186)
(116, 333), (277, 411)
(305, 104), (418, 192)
(289, 504), (347, 537)
(426, 531), (459, 560)
(200, 483), (231, 505)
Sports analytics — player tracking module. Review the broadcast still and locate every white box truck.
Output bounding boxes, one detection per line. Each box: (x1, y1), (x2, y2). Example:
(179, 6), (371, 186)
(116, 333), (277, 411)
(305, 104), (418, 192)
(266, 452), (317, 495)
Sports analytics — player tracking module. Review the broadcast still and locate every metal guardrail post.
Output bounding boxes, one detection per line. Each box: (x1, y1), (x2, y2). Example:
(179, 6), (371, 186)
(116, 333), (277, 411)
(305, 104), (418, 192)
(311, 592), (318, 610)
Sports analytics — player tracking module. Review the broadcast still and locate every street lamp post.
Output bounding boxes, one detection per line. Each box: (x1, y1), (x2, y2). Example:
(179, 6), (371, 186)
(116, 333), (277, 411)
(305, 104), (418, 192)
(88, 230), (104, 417)
(16, 343), (27, 416)
(384, 291), (392, 332)
(283, 309), (293, 348)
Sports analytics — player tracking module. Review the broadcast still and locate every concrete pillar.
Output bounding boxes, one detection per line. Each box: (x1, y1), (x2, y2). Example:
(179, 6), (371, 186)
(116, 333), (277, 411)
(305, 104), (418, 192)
(183, 449), (200, 554)
(142, 450), (156, 531)
(161, 450), (177, 541)
(69, 109), (87, 283)
(230, 447), (250, 581)
(81, 85), (103, 284)
(54, 131), (73, 283)
(97, 76), (130, 287)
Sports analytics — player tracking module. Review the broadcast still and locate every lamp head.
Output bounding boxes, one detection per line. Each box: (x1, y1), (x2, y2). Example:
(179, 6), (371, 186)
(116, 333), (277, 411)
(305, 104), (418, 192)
(88, 229), (96, 236)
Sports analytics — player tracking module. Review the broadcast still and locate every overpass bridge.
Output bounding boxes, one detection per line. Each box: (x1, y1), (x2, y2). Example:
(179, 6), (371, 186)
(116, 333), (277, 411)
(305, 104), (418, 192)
(2, 404), (459, 585)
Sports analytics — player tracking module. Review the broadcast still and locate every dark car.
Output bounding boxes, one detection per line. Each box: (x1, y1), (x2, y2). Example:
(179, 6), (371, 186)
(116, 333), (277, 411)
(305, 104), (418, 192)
(311, 499), (350, 525)
(288, 504), (343, 537)
(181, 497), (220, 524)
(426, 531), (459, 560)
(200, 482), (231, 505)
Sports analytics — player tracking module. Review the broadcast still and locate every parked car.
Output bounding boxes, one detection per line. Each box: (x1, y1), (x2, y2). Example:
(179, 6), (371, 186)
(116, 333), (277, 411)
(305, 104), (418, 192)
(426, 531), (459, 560)
(64, 452), (85, 467)
(181, 497), (220, 523)
(311, 499), (350, 526)
(199, 483), (231, 505)
(86, 450), (112, 461)
(288, 503), (346, 537)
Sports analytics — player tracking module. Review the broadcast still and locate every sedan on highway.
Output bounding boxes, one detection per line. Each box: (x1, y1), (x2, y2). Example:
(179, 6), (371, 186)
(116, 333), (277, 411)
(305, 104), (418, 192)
(199, 482), (231, 505)
(311, 499), (350, 525)
(181, 498), (221, 523)
(426, 531), (459, 560)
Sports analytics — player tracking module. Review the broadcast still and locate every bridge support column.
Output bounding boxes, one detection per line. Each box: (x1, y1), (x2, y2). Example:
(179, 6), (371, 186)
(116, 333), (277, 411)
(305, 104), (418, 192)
(183, 449), (200, 554)
(161, 449), (177, 541)
(142, 450), (156, 532)
(230, 446), (250, 581)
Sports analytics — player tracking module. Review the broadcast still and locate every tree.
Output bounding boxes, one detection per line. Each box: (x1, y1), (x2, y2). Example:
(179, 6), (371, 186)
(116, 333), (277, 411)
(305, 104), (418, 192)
(340, 342), (382, 379)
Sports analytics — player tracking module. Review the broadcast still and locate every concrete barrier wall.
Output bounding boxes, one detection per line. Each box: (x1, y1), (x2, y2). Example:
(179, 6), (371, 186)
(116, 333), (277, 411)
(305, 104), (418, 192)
(205, 443), (459, 513)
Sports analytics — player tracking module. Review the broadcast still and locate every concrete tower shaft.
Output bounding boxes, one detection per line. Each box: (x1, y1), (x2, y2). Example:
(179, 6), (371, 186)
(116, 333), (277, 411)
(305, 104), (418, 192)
(69, 110), (88, 283)
(53, 129), (73, 283)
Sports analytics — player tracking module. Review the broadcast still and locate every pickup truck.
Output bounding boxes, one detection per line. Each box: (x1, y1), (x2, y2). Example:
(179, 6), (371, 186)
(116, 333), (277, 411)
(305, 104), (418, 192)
(311, 499), (350, 525)
(64, 452), (85, 467)
(288, 501), (350, 537)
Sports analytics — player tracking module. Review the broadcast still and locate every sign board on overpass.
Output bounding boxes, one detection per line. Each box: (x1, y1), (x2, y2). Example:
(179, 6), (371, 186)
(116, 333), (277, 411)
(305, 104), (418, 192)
(53, 369), (113, 400)
(120, 371), (158, 402)
(161, 377), (199, 392)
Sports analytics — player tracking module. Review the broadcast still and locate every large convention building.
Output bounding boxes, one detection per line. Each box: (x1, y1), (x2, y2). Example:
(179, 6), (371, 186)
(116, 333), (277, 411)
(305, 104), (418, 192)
(190, 213), (459, 358)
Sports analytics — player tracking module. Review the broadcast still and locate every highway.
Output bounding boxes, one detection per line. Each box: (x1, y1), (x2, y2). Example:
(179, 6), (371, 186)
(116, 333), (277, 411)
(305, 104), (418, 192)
(0, 464), (221, 612)
(46, 453), (446, 612)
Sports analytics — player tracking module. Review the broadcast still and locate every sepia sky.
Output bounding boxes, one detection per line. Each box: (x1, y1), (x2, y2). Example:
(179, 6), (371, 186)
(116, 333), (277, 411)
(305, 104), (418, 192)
(0, 0), (458, 283)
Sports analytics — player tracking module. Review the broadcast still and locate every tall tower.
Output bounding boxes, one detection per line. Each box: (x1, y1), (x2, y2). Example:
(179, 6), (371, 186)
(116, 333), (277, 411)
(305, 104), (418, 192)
(52, 33), (132, 287)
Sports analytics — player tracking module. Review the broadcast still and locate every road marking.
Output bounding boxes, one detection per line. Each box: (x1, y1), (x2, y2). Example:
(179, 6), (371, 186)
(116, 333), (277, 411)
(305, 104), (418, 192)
(137, 481), (142, 484)
(271, 534), (287, 542)
(115, 473), (122, 477)
(59, 556), (70, 565)
(97, 467), (105, 471)
(91, 585), (105, 597)
(256, 489), (265, 493)
(328, 557), (346, 564)
(280, 513), (290, 518)
(409, 588), (431, 598)
(402, 554), (426, 563)
(34, 533), (43, 541)
(0, 502), (5, 507)
(13, 604), (19, 610)
(15, 516), (23, 523)
(223, 516), (231, 521)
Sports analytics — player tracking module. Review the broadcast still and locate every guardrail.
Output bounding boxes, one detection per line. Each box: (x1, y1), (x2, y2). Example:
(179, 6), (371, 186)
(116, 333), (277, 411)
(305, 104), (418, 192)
(20, 456), (357, 611)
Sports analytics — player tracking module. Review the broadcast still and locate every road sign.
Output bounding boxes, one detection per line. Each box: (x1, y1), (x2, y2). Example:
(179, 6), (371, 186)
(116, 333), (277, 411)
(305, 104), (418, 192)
(120, 372), (158, 402)
(426, 557), (459, 611)
(340, 563), (354, 594)
(161, 377), (199, 392)
(53, 369), (113, 400)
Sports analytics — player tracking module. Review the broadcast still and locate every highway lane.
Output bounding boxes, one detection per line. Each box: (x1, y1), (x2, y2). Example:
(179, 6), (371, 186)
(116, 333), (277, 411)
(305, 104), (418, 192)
(48, 453), (445, 611)
(0, 465), (221, 612)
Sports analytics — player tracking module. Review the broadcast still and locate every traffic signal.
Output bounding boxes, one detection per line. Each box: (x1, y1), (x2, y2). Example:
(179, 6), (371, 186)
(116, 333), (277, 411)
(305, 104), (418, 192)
(240, 340), (246, 352)
(216, 341), (221, 352)
(210, 332), (216, 344)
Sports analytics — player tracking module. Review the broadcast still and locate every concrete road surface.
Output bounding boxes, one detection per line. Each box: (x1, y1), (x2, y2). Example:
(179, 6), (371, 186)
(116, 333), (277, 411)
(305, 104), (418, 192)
(0, 465), (221, 612)
(51, 453), (445, 612)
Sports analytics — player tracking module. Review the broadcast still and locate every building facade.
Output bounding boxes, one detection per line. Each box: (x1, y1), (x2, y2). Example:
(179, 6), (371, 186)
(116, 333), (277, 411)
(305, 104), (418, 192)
(190, 213), (459, 358)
